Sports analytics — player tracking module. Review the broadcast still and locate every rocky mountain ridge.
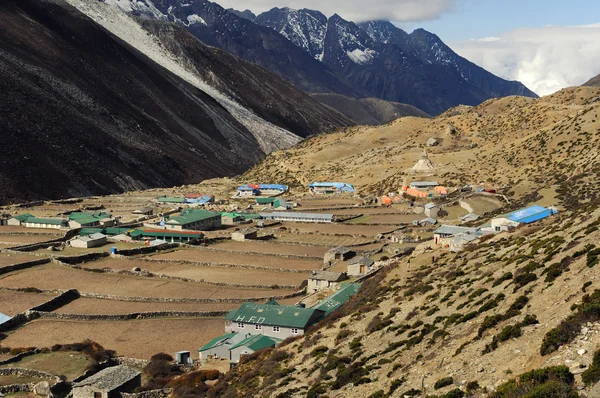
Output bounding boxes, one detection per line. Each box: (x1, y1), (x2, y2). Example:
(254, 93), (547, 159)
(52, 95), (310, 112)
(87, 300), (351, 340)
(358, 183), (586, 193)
(0, 0), (350, 204)
(102, 0), (537, 115)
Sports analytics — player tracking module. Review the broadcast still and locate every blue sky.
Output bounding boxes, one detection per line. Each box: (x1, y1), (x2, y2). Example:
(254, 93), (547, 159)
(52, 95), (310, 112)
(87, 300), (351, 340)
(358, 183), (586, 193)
(405, 0), (600, 41)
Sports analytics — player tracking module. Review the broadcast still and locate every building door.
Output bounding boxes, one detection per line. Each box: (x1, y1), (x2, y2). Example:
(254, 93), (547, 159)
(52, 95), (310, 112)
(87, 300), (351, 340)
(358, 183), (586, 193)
(94, 392), (102, 398)
(360, 265), (365, 274)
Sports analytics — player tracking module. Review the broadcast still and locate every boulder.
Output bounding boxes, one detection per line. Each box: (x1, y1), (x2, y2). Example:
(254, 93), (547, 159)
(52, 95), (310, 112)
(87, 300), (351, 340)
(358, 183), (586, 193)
(34, 381), (50, 396)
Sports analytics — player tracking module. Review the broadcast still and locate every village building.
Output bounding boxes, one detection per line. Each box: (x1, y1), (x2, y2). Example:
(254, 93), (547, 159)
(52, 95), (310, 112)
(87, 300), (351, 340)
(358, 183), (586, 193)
(130, 229), (204, 243)
(424, 203), (440, 218)
(68, 212), (114, 229)
(6, 214), (33, 226)
(231, 227), (258, 242)
(198, 332), (279, 364)
(132, 207), (153, 216)
(312, 283), (361, 316)
(433, 225), (479, 246)
(347, 257), (374, 276)
(228, 334), (279, 363)
(388, 233), (419, 244)
(461, 213), (480, 223)
(198, 332), (239, 360)
(491, 205), (557, 232)
(24, 217), (67, 229)
(410, 181), (439, 190)
(309, 182), (356, 194)
(259, 212), (333, 223)
(237, 185), (261, 197)
(165, 209), (221, 231)
(224, 302), (325, 339)
(70, 233), (108, 249)
(221, 212), (245, 225)
(450, 233), (482, 252)
(426, 137), (439, 147)
(258, 184), (288, 195)
(184, 195), (214, 205)
(324, 246), (354, 264)
(72, 365), (141, 398)
(307, 271), (349, 292)
(412, 217), (437, 227)
(256, 198), (291, 210)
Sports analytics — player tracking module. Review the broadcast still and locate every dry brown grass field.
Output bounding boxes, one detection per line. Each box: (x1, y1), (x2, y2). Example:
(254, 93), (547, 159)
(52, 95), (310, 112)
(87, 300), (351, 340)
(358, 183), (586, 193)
(0, 290), (57, 315)
(2, 318), (225, 359)
(0, 264), (295, 299)
(54, 298), (239, 314)
(0, 252), (38, 267)
(208, 241), (328, 257)
(83, 258), (307, 286)
(266, 222), (396, 236)
(147, 248), (320, 271)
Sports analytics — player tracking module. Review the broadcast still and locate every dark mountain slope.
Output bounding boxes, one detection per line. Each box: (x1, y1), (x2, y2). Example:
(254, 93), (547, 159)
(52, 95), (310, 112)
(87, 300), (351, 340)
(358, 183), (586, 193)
(226, 8), (255, 21)
(125, 0), (368, 97)
(0, 0), (261, 204)
(311, 93), (430, 125)
(136, 18), (352, 138)
(583, 73), (600, 87)
(360, 22), (538, 99)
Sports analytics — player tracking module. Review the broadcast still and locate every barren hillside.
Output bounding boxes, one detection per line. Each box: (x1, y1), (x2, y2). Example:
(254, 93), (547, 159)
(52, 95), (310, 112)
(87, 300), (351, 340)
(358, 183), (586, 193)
(245, 86), (600, 204)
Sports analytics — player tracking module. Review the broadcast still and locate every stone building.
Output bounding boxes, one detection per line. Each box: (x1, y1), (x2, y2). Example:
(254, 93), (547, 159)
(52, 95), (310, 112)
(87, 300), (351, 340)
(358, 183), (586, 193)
(323, 246), (354, 265)
(72, 365), (141, 398)
(347, 257), (374, 276)
(307, 271), (349, 292)
(231, 227), (258, 242)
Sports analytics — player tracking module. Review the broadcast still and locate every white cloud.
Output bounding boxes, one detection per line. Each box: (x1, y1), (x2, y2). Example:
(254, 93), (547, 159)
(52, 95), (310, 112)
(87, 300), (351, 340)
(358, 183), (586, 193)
(451, 24), (600, 96)
(213, 0), (458, 23)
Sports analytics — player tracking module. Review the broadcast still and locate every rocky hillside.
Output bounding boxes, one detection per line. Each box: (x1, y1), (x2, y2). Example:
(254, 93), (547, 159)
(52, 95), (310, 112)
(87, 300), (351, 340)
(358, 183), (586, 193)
(103, 0), (536, 115)
(311, 94), (430, 125)
(245, 86), (600, 203)
(0, 0), (350, 205)
(208, 87), (600, 396)
(583, 73), (600, 87)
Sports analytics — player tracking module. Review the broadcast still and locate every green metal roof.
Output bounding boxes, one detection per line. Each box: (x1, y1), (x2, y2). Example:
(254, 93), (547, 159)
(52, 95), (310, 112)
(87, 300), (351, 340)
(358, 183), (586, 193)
(224, 302), (324, 329)
(158, 197), (186, 203)
(12, 214), (33, 222)
(131, 229), (204, 239)
(230, 334), (277, 351)
(256, 198), (277, 204)
(240, 213), (261, 220)
(198, 332), (237, 352)
(221, 212), (244, 219)
(265, 299), (280, 306)
(79, 228), (105, 236)
(167, 210), (220, 225)
(69, 212), (111, 220)
(25, 218), (66, 226)
(105, 227), (133, 236)
(313, 283), (361, 316)
(70, 216), (100, 225)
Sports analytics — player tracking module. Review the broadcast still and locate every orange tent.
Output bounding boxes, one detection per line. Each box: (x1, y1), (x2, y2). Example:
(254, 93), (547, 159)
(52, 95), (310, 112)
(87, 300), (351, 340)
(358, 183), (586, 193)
(381, 196), (393, 205)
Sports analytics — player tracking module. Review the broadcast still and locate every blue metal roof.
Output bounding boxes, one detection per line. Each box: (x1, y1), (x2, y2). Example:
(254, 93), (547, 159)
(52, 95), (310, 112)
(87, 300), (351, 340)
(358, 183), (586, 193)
(309, 182), (355, 191)
(502, 205), (556, 224)
(259, 184), (287, 191)
(0, 313), (12, 325)
(184, 195), (213, 204)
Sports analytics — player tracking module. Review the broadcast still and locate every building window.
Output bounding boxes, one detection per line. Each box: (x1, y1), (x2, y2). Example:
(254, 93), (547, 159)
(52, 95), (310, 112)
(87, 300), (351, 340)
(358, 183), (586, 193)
(291, 328), (299, 334)
(255, 324), (262, 330)
(238, 323), (245, 329)
(273, 326), (280, 332)
(94, 393), (102, 398)
(315, 280), (321, 286)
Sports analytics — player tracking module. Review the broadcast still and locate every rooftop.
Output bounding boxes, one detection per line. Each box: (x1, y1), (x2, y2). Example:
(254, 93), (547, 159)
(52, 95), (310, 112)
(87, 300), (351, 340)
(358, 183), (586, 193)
(309, 270), (349, 282)
(167, 210), (220, 225)
(434, 225), (478, 236)
(348, 256), (374, 267)
(73, 365), (140, 391)
(499, 205), (556, 223)
(410, 181), (439, 187)
(225, 302), (324, 328)
(327, 246), (352, 255)
(230, 334), (278, 351)
(259, 212), (333, 220)
(0, 312), (12, 325)
(25, 217), (66, 225)
(234, 227), (258, 235)
(11, 214), (33, 222)
(198, 332), (237, 352)
(131, 229), (204, 239)
(313, 283), (361, 316)
(73, 233), (106, 242)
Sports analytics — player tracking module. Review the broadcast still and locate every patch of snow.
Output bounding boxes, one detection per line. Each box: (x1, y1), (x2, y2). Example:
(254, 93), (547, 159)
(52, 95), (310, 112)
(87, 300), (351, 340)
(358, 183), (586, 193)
(346, 48), (377, 65)
(66, 0), (301, 153)
(186, 14), (207, 26)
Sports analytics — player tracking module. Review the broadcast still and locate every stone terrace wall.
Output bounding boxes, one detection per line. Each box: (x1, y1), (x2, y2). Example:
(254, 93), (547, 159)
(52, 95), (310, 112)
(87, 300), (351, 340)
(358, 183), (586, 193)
(0, 258), (51, 276)
(136, 257), (311, 274)
(0, 349), (40, 366)
(122, 388), (171, 398)
(115, 243), (179, 257)
(195, 246), (322, 261)
(32, 310), (228, 321)
(56, 252), (110, 265)
(0, 383), (32, 394)
(0, 367), (61, 382)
